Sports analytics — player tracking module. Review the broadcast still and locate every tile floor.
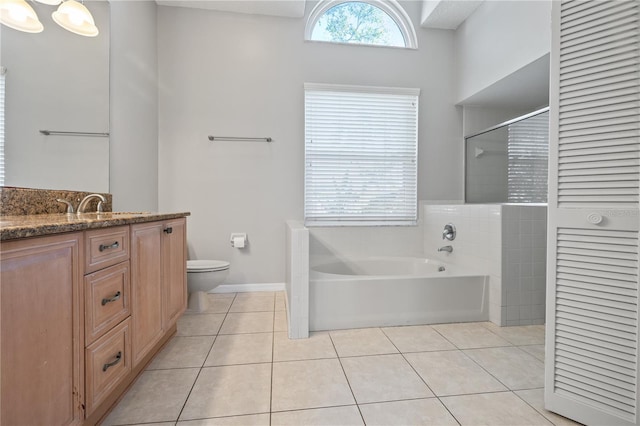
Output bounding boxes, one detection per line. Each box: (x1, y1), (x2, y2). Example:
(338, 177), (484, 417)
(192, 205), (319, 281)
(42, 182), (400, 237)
(103, 291), (580, 426)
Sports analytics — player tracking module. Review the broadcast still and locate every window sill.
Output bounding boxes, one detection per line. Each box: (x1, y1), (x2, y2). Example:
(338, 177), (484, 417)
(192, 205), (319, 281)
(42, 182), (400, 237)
(304, 220), (418, 227)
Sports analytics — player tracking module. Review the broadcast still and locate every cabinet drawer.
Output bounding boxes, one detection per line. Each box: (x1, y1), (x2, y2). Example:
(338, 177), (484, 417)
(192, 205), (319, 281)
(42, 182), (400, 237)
(85, 226), (130, 273)
(85, 317), (132, 415)
(85, 261), (131, 345)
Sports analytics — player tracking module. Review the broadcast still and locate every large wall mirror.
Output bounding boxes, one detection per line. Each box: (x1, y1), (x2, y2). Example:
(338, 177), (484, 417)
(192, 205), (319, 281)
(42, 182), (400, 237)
(1, 0), (109, 192)
(465, 108), (549, 204)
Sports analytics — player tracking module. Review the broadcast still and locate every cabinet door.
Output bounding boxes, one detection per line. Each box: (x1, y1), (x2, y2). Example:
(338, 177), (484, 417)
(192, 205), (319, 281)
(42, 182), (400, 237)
(1, 233), (84, 426)
(131, 222), (164, 367)
(545, 1), (640, 425)
(162, 218), (187, 329)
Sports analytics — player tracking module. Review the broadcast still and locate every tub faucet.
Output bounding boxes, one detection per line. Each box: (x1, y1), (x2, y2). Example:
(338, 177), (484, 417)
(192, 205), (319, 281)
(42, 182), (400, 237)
(77, 193), (106, 214)
(438, 245), (453, 253)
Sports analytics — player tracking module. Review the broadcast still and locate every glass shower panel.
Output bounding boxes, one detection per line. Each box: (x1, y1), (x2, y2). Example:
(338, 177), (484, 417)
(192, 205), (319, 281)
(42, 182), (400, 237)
(465, 108), (549, 204)
(465, 127), (508, 203)
(507, 111), (549, 203)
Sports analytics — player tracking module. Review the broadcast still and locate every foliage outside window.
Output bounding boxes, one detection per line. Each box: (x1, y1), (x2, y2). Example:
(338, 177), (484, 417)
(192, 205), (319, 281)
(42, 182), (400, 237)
(306, 0), (417, 49)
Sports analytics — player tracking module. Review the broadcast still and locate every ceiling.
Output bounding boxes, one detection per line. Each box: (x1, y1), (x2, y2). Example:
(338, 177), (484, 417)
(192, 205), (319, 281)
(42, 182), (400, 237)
(420, 0), (484, 29)
(155, 0), (307, 18)
(458, 54), (550, 109)
(155, 0), (482, 28)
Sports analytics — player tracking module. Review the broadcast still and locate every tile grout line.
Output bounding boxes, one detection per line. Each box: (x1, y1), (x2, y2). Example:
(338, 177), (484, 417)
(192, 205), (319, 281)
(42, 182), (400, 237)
(174, 292), (238, 423)
(430, 324), (523, 394)
(458, 348), (517, 396)
(460, 348), (544, 392)
(378, 327), (435, 396)
(478, 322), (546, 347)
(511, 389), (557, 426)
(419, 322), (514, 350)
(270, 402), (360, 414)
(114, 316), (547, 425)
(379, 327), (462, 426)
(269, 298), (276, 426)
(328, 332), (367, 425)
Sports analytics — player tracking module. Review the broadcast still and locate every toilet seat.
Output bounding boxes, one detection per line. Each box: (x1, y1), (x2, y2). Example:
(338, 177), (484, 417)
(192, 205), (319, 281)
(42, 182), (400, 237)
(187, 260), (230, 272)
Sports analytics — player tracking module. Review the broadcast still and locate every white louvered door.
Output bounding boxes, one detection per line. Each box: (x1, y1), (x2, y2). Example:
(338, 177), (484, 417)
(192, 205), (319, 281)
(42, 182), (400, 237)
(546, 1), (640, 425)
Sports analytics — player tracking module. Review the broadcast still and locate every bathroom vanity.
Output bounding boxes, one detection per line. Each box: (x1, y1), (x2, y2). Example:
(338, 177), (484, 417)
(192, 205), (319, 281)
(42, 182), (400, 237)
(0, 210), (189, 425)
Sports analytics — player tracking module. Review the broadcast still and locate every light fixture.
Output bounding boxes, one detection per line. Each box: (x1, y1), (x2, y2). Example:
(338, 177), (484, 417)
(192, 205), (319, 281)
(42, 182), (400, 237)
(34, 0), (61, 5)
(51, 0), (97, 37)
(0, 0), (44, 33)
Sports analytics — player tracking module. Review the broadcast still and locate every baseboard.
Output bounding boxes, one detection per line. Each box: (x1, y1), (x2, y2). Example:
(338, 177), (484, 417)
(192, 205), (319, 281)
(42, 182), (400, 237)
(211, 283), (286, 293)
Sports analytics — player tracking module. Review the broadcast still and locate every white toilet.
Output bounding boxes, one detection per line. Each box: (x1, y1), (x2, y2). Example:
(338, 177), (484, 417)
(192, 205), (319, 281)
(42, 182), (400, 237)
(186, 259), (230, 312)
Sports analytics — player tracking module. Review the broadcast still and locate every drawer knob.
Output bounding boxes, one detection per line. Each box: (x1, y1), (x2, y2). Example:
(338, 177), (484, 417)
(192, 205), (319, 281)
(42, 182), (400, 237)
(102, 351), (122, 372)
(99, 241), (120, 252)
(101, 291), (122, 306)
(164, 227), (173, 234)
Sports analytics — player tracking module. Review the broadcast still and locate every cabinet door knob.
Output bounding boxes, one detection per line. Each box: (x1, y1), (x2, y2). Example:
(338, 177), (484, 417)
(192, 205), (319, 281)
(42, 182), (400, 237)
(164, 227), (173, 234)
(102, 351), (122, 372)
(587, 213), (603, 225)
(101, 291), (122, 306)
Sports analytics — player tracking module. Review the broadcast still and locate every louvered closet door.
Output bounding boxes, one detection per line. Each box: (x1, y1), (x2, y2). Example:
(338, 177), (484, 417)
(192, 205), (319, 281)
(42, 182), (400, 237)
(546, 1), (640, 425)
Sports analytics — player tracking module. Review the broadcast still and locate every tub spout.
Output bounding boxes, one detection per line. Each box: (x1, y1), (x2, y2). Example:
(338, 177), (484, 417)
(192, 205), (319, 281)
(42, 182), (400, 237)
(438, 245), (453, 253)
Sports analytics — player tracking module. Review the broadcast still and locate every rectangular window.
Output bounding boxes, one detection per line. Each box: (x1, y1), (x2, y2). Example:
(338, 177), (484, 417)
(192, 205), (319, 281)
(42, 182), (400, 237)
(304, 83), (419, 226)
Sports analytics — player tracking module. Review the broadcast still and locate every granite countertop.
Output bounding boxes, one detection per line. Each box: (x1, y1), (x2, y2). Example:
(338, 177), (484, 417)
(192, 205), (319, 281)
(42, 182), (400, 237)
(0, 212), (191, 241)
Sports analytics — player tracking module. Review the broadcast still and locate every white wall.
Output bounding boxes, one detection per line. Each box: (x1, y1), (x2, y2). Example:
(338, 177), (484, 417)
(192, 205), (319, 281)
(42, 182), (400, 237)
(157, 2), (461, 285)
(455, 0), (551, 103)
(309, 224), (425, 267)
(1, 2), (110, 192)
(109, 1), (159, 212)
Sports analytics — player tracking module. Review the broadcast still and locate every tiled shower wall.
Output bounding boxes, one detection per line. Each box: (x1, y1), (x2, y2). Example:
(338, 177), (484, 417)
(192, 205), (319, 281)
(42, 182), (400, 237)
(423, 204), (547, 326)
(501, 205), (547, 326)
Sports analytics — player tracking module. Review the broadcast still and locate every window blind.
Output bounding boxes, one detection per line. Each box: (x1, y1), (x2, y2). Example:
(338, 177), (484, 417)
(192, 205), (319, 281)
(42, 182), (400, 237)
(507, 110), (549, 203)
(0, 67), (5, 187)
(304, 83), (419, 226)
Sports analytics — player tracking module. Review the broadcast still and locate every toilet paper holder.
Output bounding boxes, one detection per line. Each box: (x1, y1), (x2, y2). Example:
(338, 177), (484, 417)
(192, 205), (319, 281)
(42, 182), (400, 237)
(230, 233), (248, 248)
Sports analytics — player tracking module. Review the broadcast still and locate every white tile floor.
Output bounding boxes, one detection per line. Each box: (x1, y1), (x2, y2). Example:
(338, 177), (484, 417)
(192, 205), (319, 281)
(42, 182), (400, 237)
(103, 291), (580, 426)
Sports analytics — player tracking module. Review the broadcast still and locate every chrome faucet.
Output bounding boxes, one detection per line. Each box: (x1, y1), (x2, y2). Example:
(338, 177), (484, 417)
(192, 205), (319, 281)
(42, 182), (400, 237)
(438, 245), (453, 253)
(77, 193), (106, 214)
(442, 223), (456, 241)
(56, 198), (75, 214)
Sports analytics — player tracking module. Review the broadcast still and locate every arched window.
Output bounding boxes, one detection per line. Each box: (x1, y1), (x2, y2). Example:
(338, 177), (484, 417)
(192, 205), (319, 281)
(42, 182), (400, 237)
(305, 0), (417, 49)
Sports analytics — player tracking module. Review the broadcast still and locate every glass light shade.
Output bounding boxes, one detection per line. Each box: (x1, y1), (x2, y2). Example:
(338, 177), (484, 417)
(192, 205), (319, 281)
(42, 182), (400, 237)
(52, 0), (98, 37)
(34, 0), (62, 5)
(0, 0), (44, 33)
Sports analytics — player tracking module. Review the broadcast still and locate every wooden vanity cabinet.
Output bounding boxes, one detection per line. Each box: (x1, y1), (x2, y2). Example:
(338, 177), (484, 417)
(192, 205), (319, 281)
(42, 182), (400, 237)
(83, 226), (132, 416)
(0, 216), (187, 425)
(131, 218), (186, 367)
(162, 218), (187, 329)
(130, 221), (165, 366)
(0, 233), (84, 426)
